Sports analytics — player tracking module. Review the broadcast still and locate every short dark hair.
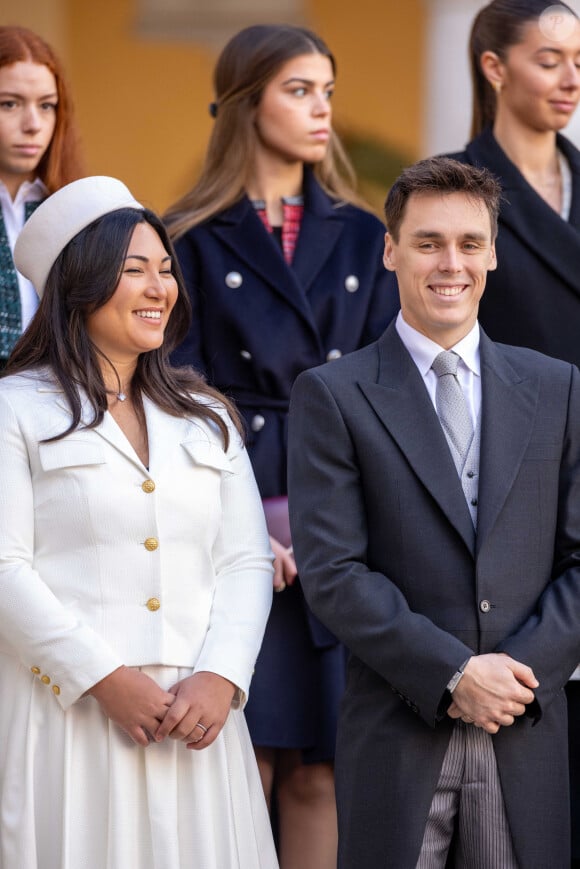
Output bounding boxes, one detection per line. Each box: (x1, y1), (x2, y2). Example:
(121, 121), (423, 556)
(384, 157), (502, 242)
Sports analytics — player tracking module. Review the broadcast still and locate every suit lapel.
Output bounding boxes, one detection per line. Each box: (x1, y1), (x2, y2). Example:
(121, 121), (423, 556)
(141, 394), (195, 473)
(92, 408), (145, 469)
(358, 324), (476, 554)
(466, 129), (580, 295)
(476, 332), (538, 553)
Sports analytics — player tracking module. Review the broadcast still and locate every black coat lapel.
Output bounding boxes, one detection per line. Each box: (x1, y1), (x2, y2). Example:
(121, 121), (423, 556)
(292, 170), (345, 291)
(358, 324), (476, 554)
(465, 128), (580, 295)
(476, 331), (538, 553)
(560, 134), (580, 227)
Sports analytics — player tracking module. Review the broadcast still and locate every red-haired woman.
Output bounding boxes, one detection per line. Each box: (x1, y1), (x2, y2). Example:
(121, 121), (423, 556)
(0, 25), (84, 367)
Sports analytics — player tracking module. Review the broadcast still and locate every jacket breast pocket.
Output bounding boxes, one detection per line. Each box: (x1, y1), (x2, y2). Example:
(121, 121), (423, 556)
(179, 438), (235, 537)
(35, 438), (107, 511)
(38, 438), (107, 472)
(180, 438), (234, 475)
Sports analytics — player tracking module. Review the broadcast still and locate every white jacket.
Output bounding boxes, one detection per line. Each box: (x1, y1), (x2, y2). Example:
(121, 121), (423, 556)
(0, 370), (273, 710)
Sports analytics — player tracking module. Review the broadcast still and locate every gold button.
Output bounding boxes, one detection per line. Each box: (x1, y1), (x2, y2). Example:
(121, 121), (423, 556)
(142, 479), (155, 493)
(52, 685), (61, 695)
(144, 537), (159, 551)
(41, 674), (51, 685)
(146, 597), (161, 612)
(30, 666), (41, 675)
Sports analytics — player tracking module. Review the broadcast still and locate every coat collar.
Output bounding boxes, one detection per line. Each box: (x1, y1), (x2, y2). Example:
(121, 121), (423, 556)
(465, 127), (580, 291)
(291, 168), (345, 288)
(208, 170), (345, 336)
(39, 380), (199, 474)
(357, 323), (538, 555)
(91, 395), (173, 471)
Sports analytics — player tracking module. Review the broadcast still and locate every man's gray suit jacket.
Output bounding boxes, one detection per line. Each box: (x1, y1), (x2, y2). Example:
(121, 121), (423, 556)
(288, 321), (580, 869)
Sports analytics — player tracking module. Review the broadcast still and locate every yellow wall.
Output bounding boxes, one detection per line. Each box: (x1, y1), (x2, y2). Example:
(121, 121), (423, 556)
(1, 0), (424, 212)
(1, 0), (66, 53)
(310, 0), (423, 156)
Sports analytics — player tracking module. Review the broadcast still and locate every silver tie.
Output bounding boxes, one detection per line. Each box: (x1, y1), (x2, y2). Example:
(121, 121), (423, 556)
(431, 350), (474, 462)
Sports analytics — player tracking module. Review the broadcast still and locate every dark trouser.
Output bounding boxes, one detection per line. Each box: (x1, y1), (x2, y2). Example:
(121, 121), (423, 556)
(567, 681), (580, 865)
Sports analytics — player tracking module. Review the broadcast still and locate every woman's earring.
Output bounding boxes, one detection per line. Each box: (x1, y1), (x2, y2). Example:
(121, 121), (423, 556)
(492, 81), (502, 95)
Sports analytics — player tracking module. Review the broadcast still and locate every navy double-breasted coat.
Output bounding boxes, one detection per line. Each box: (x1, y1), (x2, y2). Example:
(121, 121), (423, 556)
(171, 171), (399, 755)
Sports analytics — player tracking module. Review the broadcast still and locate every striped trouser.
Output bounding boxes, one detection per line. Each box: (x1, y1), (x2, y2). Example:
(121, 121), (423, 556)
(416, 722), (518, 868)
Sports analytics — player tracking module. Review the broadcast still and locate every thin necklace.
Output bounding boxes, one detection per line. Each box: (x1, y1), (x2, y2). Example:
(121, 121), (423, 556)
(106, 389), (127, 402)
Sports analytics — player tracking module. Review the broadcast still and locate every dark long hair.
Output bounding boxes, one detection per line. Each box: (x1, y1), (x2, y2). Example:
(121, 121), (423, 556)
(6, 208), (240, 446)
(165, 24), (364, 238)
(0, 25), (84, 191)
(469, 0), (578, 137)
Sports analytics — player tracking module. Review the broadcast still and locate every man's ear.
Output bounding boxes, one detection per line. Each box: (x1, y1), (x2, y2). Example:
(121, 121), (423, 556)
(488, 242), (498, 272)
(383, 232), (397, 272)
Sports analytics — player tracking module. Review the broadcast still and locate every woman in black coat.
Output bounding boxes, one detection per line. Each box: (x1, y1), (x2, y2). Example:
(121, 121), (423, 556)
(448, 0), (580, 368)
(165, 25), (398, 869)
(446, 1), (580, 864)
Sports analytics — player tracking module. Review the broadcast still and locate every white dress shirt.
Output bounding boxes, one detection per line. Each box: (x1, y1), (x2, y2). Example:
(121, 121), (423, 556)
(0, 178), (47, 330)
(395, 310), (481, 427)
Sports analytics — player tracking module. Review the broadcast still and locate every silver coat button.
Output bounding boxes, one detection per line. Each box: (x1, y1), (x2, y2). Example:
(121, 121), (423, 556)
(479, 599), (491, 613)
(225, 271), (243, 289)
(326, 349), (342, 361)
(251, 414), (265, 432)
(240, 350), (252, 360)
(345, 275), (359, 293)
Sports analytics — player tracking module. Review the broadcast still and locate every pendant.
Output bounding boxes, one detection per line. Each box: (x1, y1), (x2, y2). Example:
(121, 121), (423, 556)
(117, 392), (126, 401)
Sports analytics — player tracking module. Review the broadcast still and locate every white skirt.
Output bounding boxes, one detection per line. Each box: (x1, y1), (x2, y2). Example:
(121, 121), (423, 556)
(0, 658), (279, 869)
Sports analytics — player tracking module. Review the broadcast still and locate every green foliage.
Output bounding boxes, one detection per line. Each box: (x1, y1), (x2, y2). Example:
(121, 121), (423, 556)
(342, 132), (411, 189)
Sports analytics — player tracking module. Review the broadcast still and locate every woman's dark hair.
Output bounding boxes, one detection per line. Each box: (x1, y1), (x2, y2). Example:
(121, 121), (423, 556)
(6, 208), (240, 447)
(469, 0), (578, 137)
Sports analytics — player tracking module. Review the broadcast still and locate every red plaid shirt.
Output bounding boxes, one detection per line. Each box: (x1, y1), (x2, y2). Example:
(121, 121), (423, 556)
(253, 196), (304, 265)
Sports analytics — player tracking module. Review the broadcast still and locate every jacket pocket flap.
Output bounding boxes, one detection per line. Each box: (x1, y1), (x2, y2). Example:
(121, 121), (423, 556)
(39, 439), (107, 471)
(181, 439), (233, 473)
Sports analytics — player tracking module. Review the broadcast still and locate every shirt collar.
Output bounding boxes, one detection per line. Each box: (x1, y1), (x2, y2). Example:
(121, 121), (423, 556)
(395, 311), (481, 377)
(0, 177), (48, 207)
